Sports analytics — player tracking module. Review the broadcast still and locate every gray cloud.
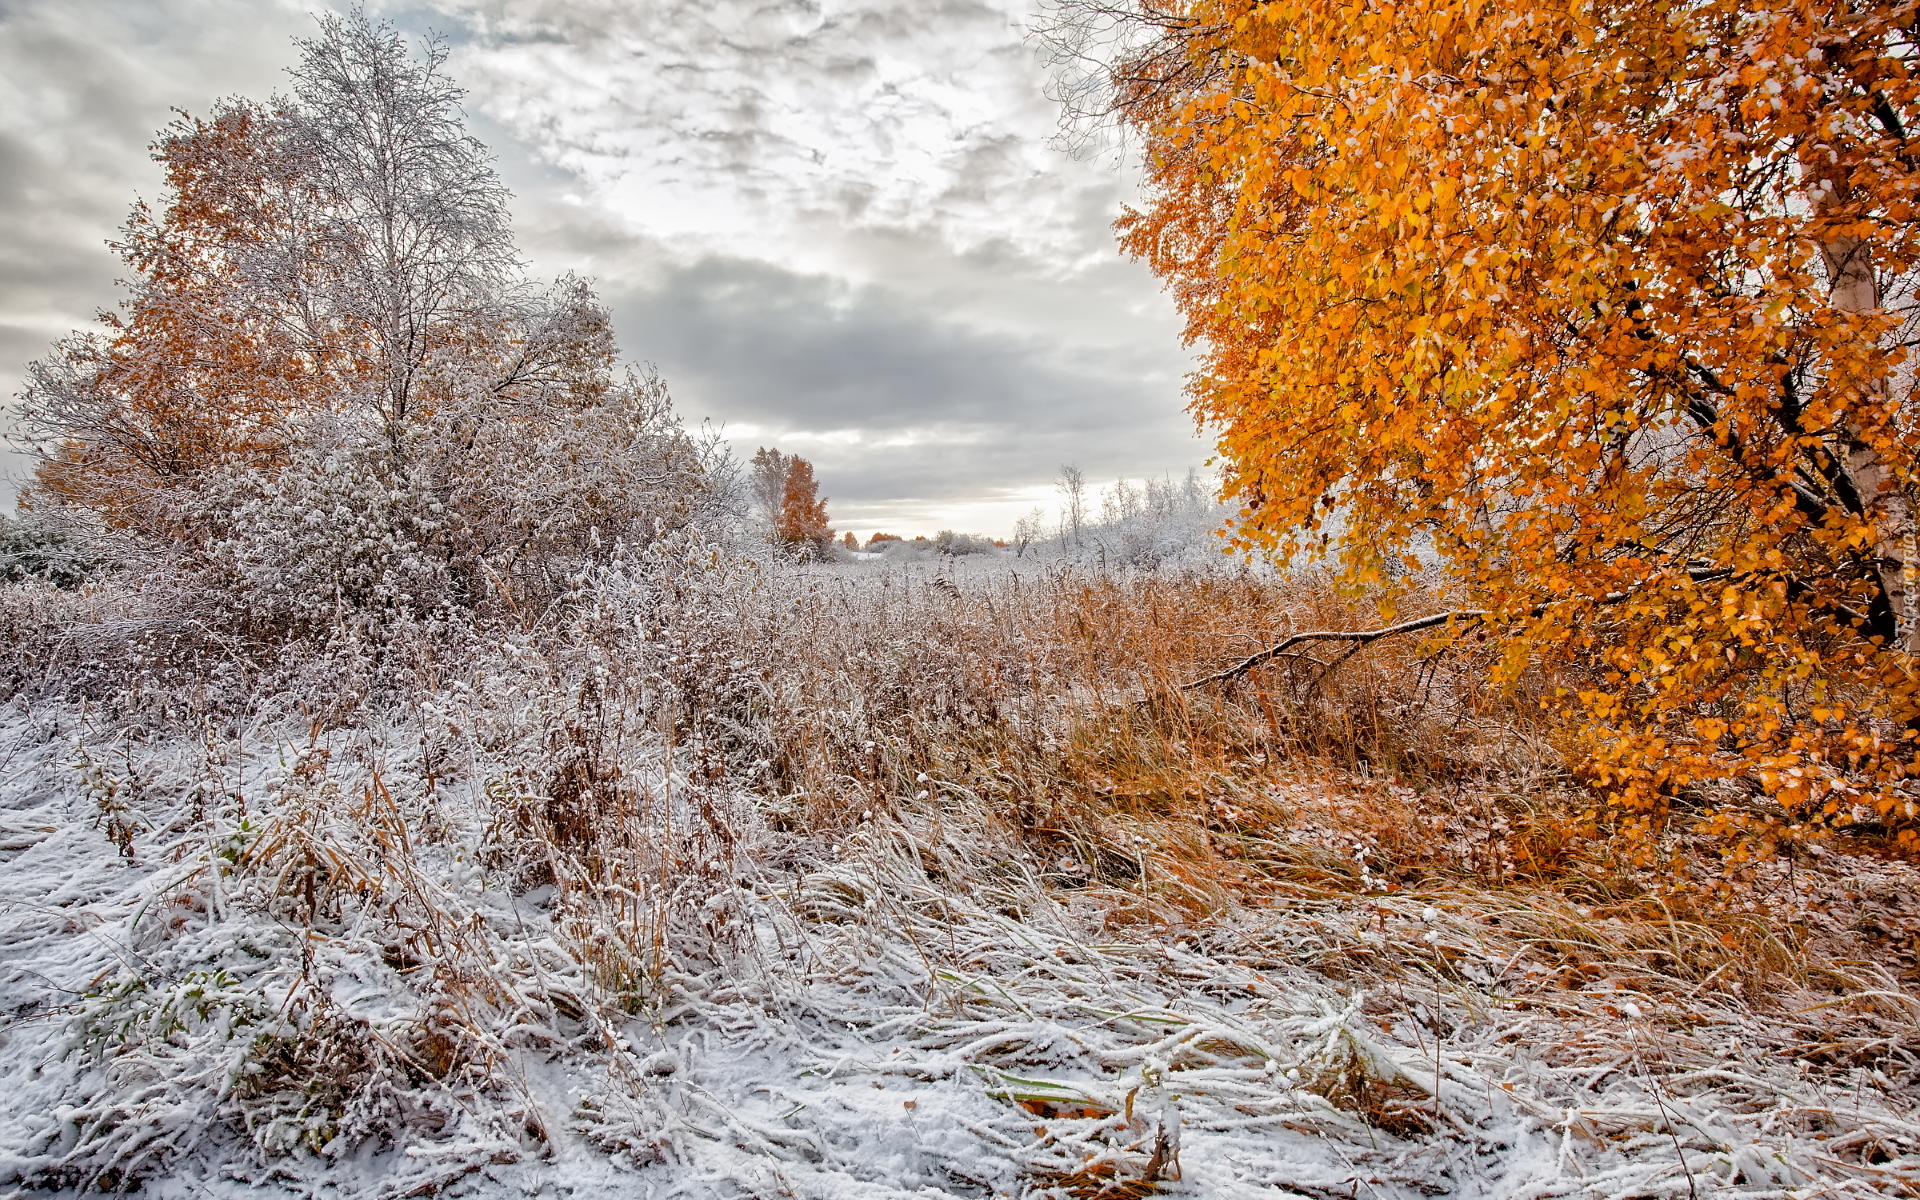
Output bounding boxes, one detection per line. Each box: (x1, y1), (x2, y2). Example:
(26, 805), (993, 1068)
(418, 0), (1204, 532)
(1, 0), (1207, 534)
(612, 256), (1204, 524)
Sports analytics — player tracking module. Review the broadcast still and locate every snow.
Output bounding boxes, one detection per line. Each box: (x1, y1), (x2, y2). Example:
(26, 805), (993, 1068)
(3, 695), (1918, 1198)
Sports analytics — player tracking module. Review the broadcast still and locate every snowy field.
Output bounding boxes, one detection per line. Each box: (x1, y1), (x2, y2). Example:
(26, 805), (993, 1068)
(4, 681), (1918, 1199)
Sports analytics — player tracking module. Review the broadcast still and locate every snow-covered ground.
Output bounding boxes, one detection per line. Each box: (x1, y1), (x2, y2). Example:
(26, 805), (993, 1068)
(3, 694), (1918, 1199)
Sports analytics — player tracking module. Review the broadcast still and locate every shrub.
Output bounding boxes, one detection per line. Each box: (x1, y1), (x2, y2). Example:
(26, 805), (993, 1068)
(0, 509), (96, 589)
(933, 530), (998, 556)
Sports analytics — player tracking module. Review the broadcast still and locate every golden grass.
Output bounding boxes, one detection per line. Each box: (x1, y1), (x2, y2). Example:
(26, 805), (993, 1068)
(702, 559), (1920, 1012)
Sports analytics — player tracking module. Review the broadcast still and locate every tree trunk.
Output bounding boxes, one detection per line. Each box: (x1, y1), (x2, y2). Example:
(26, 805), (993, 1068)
(1822, 231), (1918, 652)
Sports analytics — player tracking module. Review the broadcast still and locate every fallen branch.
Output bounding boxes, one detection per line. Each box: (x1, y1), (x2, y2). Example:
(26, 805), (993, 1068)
(1184, 609), (1487, 690)
(1186, 567), (1748, 690)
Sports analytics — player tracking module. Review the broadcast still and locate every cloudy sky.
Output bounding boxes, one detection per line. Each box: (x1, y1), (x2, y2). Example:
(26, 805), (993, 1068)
(0, 0), (1205, 536)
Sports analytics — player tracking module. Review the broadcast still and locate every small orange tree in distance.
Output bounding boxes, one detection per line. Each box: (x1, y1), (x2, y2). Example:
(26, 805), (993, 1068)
(1056, 0), (1920, 851)
(776, 455), (834, 558)
(751, 447), (834, 558)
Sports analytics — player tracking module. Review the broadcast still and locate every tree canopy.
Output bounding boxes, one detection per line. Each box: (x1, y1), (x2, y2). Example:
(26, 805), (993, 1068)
(14, 13), (710, 629)
(1065, 0), (1920, 845)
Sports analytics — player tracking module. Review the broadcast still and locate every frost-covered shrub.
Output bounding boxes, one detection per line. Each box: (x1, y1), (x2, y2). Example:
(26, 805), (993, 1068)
(188, 438), (461, 635)
(177, 368), (716, 642)
(933, 530), (998, 556)
(1071, 469), (1226, 568)
(0, 508), (96, 589)
(1088, 522), (1198, 569)
(880, 536), (932, 562)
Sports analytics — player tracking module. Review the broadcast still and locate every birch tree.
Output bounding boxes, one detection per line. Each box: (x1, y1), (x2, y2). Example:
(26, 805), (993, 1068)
(1056, 0), (1920, 841)
(15, 12), (712, 625)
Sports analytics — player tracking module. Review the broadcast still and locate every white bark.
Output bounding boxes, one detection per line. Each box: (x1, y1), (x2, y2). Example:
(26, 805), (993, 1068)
(1822, 231), (1917, 652)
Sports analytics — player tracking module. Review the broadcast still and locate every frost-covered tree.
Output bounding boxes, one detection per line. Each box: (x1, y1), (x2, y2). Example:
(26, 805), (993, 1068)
(1049, 467), (1223, 568)
(1056, 464), (1086, 549)
(1100, 476), (1142, 526)
(748, 448), (792, 527)
(279, 14), (520, 440)
(747, 447), (833, 559)
(1011, 507), (1047, 557)
(12, 12), (715, 631)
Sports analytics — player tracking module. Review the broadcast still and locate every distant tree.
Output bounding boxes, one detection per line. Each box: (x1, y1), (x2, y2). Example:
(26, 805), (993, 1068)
(1056, 465), (1086, 548)
(1102, 477), (1142, 525)
(934, 530), (995, 556)
(1179, 467), (1209, 511)
(748, 448), (791, 526)
(842, 532), (859, 550)
(1011, 507), (1047, 557)
(867, 532), (901, 547)
(772, 453), (833, 559)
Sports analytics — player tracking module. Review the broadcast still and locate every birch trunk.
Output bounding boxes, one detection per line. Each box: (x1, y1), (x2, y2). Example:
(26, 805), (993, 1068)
(1823, 231), (1918, 652)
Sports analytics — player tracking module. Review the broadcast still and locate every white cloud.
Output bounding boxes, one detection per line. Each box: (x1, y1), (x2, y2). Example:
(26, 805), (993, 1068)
(0, 0), (1207, 534)
(411, 0), (1202, 533)
(429, 0), (1102, 271)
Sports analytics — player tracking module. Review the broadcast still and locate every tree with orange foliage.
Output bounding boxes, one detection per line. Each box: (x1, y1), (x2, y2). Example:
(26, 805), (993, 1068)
(21, 101), (318, 527)
(747, 447), (834, 557)
(1052, 0), (1920, 847)
(780, 455), (834, 558)
(13, 13), (712, 628)
(16, 13), (569, 537)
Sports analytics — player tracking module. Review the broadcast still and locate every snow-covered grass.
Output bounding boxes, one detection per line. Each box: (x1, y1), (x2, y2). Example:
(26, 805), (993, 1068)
(3, 548), (1919, 1197)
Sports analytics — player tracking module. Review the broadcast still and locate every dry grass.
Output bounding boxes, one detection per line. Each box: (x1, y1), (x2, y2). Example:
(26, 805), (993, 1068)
(7, 545), (1920, 1195)
(680, 557), (1920, 1016)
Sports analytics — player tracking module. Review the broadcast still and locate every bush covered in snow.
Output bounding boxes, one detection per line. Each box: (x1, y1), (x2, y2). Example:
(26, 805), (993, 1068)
(0, 508), (95, 589)
(932, 530), (998, 556)
(177, 365), (715, 642)
(9, 17), (724, 666)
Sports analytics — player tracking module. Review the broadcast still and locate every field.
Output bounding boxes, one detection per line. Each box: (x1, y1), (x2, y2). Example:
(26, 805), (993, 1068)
(4, 545), (1918, 1198)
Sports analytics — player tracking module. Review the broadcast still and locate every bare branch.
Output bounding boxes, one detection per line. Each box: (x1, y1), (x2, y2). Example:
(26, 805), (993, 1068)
(1186, 566), (1744, 689)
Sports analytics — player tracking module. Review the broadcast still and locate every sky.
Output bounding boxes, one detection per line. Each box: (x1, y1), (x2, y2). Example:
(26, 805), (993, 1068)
(0, 0), (1206, 537)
